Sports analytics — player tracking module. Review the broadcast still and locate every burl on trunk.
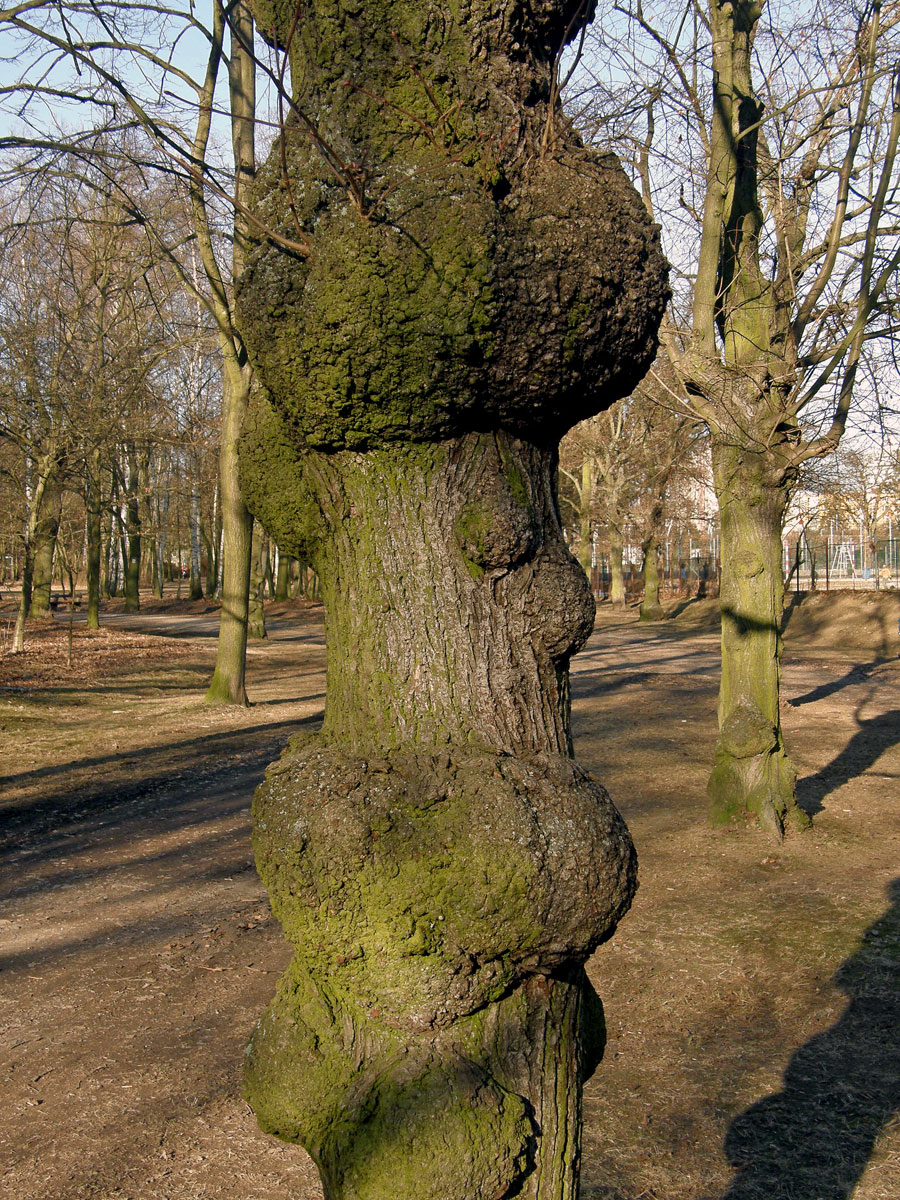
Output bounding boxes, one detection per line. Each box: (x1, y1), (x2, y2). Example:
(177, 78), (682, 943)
(236, 1), (668, 1196)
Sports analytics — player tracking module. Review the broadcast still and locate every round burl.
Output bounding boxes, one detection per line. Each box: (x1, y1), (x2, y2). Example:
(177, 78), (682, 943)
(240, 153), (667, 450)
(252, 740), (636, 1031)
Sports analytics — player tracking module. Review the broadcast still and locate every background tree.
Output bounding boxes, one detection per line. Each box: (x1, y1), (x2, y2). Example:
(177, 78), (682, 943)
(560, 357), (700, 613)
(572, 0), (900, 835)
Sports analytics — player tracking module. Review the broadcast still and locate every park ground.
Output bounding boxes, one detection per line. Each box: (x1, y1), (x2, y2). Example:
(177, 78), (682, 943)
(1, 590), (898, 1200)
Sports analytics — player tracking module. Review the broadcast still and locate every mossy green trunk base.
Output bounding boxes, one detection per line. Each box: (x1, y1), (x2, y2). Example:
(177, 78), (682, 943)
(708, 445), (807, 838)
(248, 740), (629, 1200)
(235, 0), (668, 1191)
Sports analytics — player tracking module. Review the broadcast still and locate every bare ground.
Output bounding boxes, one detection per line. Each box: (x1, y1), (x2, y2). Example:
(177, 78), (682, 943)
(1, 593), (898, 1200)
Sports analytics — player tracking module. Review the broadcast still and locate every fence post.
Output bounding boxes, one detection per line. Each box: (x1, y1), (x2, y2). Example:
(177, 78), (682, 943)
(825, 539), (830, 592)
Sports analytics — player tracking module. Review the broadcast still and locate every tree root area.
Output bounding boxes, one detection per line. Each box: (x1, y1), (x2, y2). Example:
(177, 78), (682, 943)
(1, 598), (898, 1200)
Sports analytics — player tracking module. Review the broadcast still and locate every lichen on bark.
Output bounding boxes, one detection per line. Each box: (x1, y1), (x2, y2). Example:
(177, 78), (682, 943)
(235, 0), (668, 1195)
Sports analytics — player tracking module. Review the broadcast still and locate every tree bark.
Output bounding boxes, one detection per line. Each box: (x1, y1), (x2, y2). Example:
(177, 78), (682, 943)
(578, 456), (594, 578)
(122, 451), (141, 613)
(608, 531), (626, 607)
(13, 457), (54, 653)
(85, 450), (102, 629)
(274, 549), (291, 601)
(204, 364), (253, 704)
(189, 474), (204, 601)
(28, 470), (61, 619)
(639, 534), (664, 621)
(200, 0), (255, 705)
(235, 0), (668, 1189)
(243, 432), (636, 1200)
(707, 441), (807, 838)
(248, 518), (267, 640)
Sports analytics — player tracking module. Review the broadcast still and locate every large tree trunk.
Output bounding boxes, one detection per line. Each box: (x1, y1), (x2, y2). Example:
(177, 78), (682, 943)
(28, 471), (61, 619)
(707, 442), (806, 837)
(243, 432), (636, 1200)
(235, 0), (668, 1189)
(639, 534), (664, 621)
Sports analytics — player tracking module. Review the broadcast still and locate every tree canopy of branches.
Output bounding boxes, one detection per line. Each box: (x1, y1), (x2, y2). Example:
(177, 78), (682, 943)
(0, 0), (274, 699)
(0, 166), (192, 645)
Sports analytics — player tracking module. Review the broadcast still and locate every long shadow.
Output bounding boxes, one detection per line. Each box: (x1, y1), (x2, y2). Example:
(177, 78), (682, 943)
(797, 708), (900, 815)
(723, 879), (900, 1200)
(0, 713), (323, 886)
(790, 659), (888, 707)
(0, 715), (314, 792)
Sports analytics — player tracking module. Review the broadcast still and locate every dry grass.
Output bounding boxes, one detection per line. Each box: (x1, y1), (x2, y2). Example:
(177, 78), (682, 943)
(0, 621), (197, 687)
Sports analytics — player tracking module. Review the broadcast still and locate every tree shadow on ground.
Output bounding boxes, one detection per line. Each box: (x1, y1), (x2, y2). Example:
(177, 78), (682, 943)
(789, 658), (888, 707)
(722, 878), (900, 1200)
(797, 708), (900, 815)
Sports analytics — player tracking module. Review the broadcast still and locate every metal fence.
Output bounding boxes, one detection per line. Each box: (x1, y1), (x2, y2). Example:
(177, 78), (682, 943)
(589, 538), (900, 601)
(784, 537), (900, 592)
(591, 557), (720, 601)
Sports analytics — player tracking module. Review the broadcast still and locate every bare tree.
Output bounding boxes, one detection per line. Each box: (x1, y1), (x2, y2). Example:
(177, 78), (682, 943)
(573, 0), (900, 835)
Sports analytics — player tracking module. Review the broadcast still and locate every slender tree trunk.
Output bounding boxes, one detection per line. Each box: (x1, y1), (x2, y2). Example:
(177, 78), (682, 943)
(262, 535), (274, 599)
(274, 548), (291, 601)
(189, 474), (204, 601)
(608, 530), (626, 607)
(639, 534), (664, 621)
(13, 545), (34, 654)
(155, 489), (169, 600)
(200, 0), (255, 704)
(578, 456), (594, 577)
(205, 364), (253, 704)
(248, 518), (267, 640)
(123, 454), (141, 613)
(13, 460), (53, 653)
(211, 481), (223, 597)
(707, 442), (806, 837)
(28, 471), (61, 619)
(85, 451), (102, 630)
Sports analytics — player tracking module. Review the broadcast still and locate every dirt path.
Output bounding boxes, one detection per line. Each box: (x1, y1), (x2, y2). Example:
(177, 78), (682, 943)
(1, 604), (898, 1200)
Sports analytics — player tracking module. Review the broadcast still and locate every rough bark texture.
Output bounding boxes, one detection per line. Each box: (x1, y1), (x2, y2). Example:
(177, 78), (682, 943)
(707, 441), (806, 839)
(639, 535), (663, 621)
(608, 534), (626, 608)
(236, 0), (668, 1194)
(28, 472), (61, 619)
